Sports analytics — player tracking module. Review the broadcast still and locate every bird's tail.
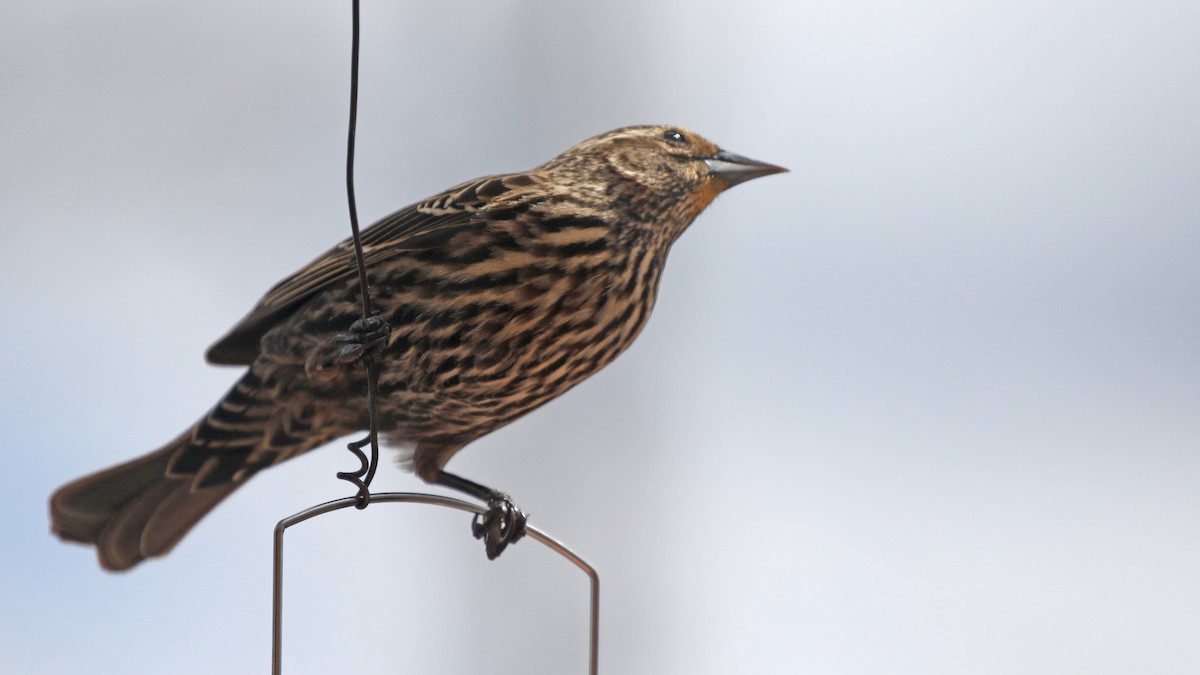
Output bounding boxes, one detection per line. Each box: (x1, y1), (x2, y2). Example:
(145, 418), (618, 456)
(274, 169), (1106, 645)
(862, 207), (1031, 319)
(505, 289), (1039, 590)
(50, 368), (341, 571)
(50, 429), (239, 571)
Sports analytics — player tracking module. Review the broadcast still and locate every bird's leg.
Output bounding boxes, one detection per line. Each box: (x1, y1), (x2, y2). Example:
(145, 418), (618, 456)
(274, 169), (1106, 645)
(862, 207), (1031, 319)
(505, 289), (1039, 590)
(306, 313), (391, 378)
(434, 470), (528, 560)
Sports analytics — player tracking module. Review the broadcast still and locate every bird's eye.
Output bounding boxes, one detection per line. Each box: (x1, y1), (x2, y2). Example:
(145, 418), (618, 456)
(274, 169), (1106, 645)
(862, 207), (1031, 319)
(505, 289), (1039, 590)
(661, 129), (687, 145)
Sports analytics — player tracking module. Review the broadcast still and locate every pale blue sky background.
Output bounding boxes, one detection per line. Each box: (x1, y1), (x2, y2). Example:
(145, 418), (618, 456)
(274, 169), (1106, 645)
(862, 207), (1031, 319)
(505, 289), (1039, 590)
(2, 1), (1198, 673)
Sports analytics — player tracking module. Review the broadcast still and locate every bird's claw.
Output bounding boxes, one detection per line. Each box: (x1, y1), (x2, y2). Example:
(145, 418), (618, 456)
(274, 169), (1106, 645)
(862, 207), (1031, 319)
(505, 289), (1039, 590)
(471, 492), (528, 560)
(336, 314), (391, 362)
(306, 314), (390, 377)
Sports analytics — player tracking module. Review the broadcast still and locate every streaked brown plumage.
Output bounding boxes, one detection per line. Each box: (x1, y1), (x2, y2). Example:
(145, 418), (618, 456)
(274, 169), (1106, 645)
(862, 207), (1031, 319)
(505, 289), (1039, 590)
(50, 125), (786, 570)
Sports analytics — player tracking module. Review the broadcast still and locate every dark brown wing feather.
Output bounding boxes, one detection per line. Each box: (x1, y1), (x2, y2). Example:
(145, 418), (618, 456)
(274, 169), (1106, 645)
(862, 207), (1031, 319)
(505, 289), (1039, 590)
(206, 173), (543, 365)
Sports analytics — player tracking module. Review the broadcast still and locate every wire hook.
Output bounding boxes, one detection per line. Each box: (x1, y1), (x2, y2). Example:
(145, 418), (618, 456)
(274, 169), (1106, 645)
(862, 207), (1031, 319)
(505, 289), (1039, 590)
(335, 0), (382, 509)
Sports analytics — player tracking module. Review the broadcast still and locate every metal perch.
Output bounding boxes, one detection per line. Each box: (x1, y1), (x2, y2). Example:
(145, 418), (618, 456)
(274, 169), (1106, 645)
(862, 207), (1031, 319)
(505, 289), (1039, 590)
(271, 493), (600, 675)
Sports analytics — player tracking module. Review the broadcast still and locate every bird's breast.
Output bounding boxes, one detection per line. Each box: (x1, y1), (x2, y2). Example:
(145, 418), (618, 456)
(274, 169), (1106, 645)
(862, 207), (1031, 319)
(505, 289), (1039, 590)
(372, 221), (667, 436)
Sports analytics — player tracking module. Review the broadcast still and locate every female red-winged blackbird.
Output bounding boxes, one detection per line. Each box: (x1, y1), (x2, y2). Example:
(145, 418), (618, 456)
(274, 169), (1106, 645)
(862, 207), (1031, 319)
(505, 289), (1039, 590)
(50, 125), (786, 570)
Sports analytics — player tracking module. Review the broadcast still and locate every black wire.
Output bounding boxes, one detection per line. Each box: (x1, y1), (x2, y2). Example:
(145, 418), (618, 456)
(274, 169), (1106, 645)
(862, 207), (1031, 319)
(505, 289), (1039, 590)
(336, 0), (381, 509)
(344, 0), (369, 313)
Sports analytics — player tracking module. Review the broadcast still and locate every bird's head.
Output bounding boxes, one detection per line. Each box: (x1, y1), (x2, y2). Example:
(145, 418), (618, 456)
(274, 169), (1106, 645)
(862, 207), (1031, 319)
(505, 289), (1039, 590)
(542, 125), (787, 238)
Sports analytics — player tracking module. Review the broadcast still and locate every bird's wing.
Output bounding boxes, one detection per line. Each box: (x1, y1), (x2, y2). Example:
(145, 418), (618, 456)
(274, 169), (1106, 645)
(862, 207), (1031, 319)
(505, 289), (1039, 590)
(205, 173), (542, 365)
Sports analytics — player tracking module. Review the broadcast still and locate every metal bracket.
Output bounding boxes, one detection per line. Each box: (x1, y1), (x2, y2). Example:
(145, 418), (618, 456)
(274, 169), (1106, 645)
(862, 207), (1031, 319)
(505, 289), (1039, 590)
(271, 493), (600, 674)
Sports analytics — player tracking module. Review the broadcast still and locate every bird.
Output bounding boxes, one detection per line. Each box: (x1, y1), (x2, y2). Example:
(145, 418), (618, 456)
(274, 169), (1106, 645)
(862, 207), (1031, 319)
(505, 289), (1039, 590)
(49, 125), (786, 570)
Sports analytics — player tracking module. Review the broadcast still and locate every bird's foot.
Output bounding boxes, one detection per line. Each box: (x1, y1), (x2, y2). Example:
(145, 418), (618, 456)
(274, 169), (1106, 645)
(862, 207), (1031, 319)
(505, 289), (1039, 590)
(334, 314), (391, 363)
(471, 492), (528, 560)
(306, 314), (390, 378)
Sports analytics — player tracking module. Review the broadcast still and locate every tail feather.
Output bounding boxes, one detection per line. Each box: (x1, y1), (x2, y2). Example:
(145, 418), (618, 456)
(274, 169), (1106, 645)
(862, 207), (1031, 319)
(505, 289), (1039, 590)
(141, 479), (238, 558)
(50, 429), (240, 571)
(51, 434), (180, 545)
(50, 369), (343, 571)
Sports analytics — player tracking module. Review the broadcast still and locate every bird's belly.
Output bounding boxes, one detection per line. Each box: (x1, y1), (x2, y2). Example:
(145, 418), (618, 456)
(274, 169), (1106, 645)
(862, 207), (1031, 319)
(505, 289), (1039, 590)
(374, 267), (659, 442)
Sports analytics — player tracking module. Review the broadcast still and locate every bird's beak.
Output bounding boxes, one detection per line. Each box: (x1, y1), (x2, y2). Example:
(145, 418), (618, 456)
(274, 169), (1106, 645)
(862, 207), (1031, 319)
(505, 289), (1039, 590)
(704, 150), (788, 187)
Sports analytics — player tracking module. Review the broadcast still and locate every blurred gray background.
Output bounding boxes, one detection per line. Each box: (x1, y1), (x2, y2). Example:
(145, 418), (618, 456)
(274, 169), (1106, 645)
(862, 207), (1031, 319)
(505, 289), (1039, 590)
(2, 1), (1198, 673)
